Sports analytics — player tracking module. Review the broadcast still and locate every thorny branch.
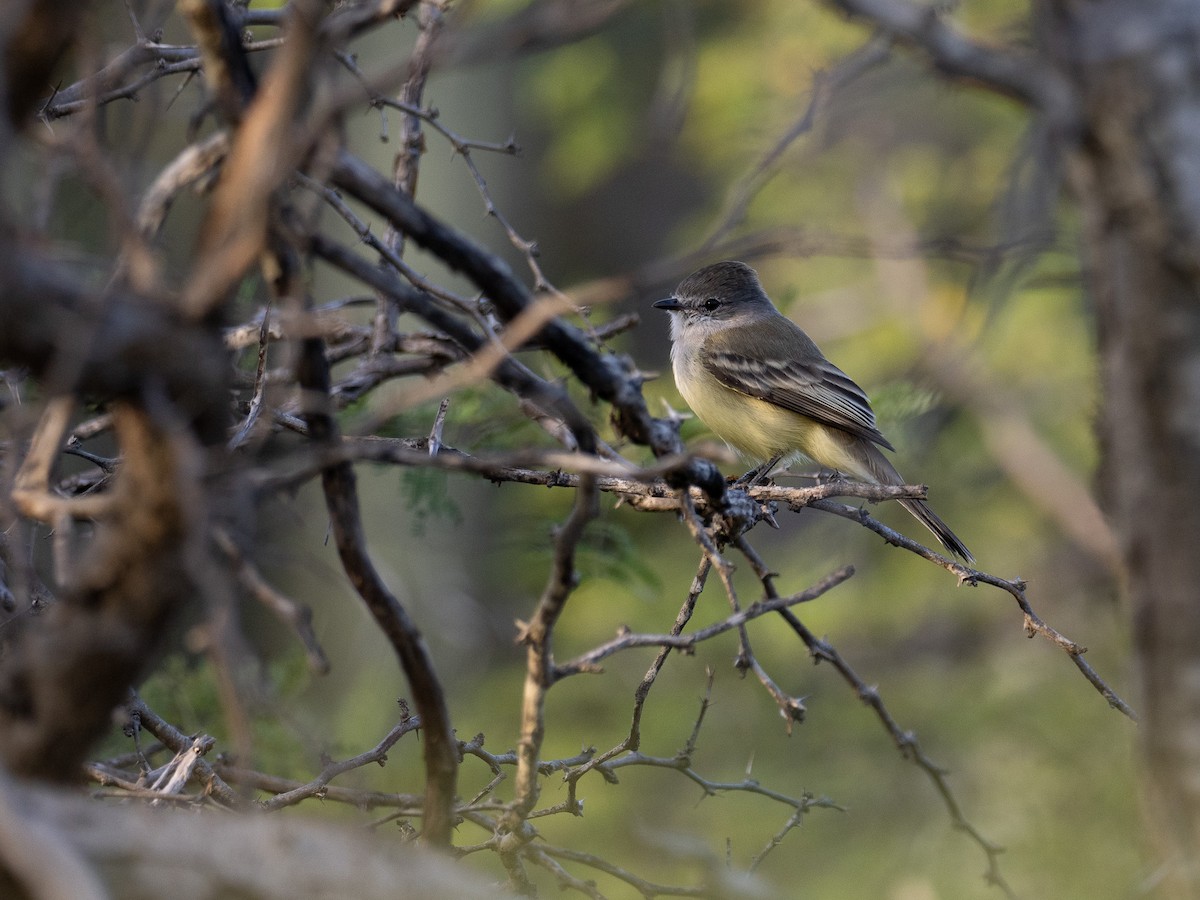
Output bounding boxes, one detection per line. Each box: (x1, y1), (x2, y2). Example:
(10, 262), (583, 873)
(250, 427), (1135, 722)
(807, 498), (1137, 721)
(734, 536), (1016, 897)
(0, 1), (1136, 897)
(501, 473), (600, 877)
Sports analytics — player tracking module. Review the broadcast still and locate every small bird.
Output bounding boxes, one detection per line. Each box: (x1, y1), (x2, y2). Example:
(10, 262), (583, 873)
(653, 260), (972, 562)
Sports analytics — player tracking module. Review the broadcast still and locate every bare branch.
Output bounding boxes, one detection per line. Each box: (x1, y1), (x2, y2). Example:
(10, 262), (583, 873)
(257, 714), (423, 812)
(678, 491), (807, 724)
(554, 565), (854, 678)
(733, 537), (1016, 897)
(212, 527), (330, 675)
(124, 694), (241, 808)
(181, 0), (324, 318)
(503, 475), (600, 840)
(820, 0), (1075, 122)
(809, 498), (1137, 719)
(327, 150), (729, 501)
(309, 234), (598, 446)
(698, 34), (894, 254)
(293, 260), (458, 845)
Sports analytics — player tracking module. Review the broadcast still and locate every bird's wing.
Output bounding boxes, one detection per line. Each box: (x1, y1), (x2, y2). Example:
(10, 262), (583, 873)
(703, 351), (896, 451)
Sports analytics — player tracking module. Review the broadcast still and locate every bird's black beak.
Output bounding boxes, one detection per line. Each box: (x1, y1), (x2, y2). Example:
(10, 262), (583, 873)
(653, 297), (682, 311)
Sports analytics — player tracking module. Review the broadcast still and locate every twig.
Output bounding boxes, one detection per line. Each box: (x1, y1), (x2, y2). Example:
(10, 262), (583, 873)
(294, 172), (480, 314)
(750, 798), (836, 871)
(372, 0), (446, 350)
(295, 243), (459, 845)
(533, 842), (709, 898)
(972, 569), (1137, 719)
(734, 536), (1017, 898)
(809, 498), (1137, 719)
(677, 491), (808, 725)
(254, 441), (920, 508)
(503, 474), (600, 836)
(309, 234), (599, 448)
(228, 295), (273, 450)
(212, 527), (330, 674)
(554, 565), (853, 678)
(217, 764), (426, 813)
(257, 715), (423, 812)
(564, 553), (713, 788)
(428, 398), (450, 456)
(337, 47), (546, 290)
(124, 694), (241, 807)
(697, 34), (893, 253)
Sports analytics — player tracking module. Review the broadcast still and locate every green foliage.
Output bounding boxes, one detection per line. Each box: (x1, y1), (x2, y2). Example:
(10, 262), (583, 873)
(133, 655), (224, 744)
(98, 651), (315, 782)
(868, 380), (942, 432)
(565, 518), (663, 597)
(399, 468), (462, 536)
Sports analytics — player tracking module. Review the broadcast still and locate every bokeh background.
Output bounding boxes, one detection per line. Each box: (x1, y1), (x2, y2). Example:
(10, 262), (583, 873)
(82, 1), (1141, 897)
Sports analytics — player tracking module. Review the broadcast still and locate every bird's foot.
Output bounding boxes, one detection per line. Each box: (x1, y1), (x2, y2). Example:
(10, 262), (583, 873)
(815, 468), (849, 486)
(734, 455), (784, 487)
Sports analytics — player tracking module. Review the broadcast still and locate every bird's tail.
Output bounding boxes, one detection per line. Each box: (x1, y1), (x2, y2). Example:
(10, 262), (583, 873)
(898, 497), (974, 563)
(859, 443), (974, 563)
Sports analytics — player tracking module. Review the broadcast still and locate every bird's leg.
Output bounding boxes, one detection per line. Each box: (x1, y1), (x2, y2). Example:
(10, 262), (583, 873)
(815, 468), (848, 486)
(735, 455), (784, 487)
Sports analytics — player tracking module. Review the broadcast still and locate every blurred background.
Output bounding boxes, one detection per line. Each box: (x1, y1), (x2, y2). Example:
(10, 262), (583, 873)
(58, 0), (1139, 897)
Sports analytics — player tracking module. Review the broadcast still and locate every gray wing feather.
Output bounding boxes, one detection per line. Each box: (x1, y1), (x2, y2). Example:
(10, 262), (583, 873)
(704, 351), (896, 451)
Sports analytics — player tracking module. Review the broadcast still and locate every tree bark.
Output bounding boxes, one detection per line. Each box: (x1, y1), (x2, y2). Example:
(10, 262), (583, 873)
(1044, 2), (1200, 894)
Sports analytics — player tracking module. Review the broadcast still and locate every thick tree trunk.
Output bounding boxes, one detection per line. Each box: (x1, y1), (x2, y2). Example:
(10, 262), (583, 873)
(1045, 3), (1200, 894)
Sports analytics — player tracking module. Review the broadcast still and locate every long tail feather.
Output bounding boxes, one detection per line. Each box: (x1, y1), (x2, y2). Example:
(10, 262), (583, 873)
(858, 443), (974, 563)
(899, 498), (974, 563)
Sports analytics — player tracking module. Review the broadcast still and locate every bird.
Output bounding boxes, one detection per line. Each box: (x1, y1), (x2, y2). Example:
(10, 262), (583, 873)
(653, 259), (973, 562)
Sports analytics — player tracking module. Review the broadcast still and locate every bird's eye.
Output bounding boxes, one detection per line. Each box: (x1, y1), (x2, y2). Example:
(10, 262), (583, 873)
(703, 298), (720, 311)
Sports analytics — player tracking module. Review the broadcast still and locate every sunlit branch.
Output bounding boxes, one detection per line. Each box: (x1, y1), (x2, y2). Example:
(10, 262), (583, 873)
(808, 498), (1137, 720)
